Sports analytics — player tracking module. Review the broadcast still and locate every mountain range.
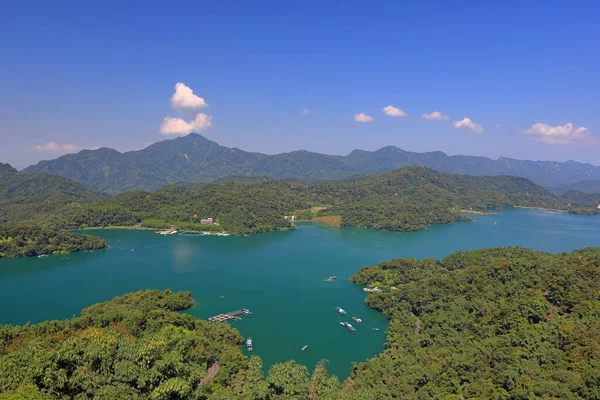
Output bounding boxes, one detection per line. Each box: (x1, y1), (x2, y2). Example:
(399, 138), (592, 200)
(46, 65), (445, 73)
(22, 133), (600, 193)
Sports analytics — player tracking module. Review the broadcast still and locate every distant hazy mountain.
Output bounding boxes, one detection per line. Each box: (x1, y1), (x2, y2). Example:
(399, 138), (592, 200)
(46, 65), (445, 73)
(549, 179), (600, 195)
(22, 134), (600, 193)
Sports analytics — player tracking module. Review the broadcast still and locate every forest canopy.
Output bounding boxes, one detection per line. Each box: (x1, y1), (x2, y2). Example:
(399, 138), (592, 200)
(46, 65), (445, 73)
(0, 224), (107, 259)
(348, 246), (600, 399)
(3, 166), (568, 236)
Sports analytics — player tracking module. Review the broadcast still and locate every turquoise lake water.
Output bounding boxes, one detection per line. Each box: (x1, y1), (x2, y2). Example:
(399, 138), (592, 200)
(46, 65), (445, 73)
(0, 208), (599, 378)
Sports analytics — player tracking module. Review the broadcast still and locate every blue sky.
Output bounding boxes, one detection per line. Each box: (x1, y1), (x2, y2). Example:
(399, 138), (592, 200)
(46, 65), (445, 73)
(1, 0), (599, 169)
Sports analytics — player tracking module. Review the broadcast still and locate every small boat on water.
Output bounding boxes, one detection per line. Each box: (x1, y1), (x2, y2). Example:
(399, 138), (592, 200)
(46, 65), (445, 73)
(157, 229), (177, 235)
(37, 254), (49, 258)
(230, 316), (242, 321)
(241, 308), (253, 316)
(372, 328), (379, 331)
(324, 276), (337, 282)
(352, 316), (362, 323)
(340, 321), (357, 333)
(301, 345), (308, 351)
(246, 338), (253, 351)
(334, 306), (348, 316)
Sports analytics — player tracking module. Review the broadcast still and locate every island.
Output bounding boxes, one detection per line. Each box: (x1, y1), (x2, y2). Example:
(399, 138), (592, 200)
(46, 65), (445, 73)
(0, 224), (107, 259)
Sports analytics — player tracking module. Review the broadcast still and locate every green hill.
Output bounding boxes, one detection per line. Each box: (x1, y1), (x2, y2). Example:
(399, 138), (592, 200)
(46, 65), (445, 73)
(22, 134), (600, 193)
(63, 167), (566, 235)
(349, 247), (600, 399)
(0, 163), (105, 225)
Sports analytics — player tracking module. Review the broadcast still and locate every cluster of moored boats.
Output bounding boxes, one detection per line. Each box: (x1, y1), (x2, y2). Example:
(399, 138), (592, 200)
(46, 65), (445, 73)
(156, 230), (231, 236)
(334, 306), (362, 333)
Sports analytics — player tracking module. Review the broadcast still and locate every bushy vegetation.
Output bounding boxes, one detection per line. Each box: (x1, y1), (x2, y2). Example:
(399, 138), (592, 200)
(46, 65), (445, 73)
(44, 167), (568, 235)
(0, 290), (344, 400)
(0, 162), (572, 239)
(0, 224), (107, 259)
(562, 189), (600, 215)
(0, 163), (105, 225)
(0, 290), (244, 399)
(347, 247), (600, 399)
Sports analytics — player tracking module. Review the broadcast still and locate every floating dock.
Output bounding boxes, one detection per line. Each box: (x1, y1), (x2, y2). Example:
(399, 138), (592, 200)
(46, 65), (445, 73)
(208, 309), (252, 322)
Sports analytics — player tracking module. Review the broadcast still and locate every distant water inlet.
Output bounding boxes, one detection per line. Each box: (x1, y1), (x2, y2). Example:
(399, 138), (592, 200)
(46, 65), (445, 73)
(0, 208), (599, 378)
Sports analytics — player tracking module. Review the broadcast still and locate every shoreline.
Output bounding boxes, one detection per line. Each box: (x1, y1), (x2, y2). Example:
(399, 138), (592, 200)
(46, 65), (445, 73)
(513, 205), (569, 213)
(459, 209), (500, 215)
(78, 226), (227, 234)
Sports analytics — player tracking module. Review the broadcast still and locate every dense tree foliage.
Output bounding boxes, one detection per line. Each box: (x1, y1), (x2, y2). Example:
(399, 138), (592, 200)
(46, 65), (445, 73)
(0, 161), (576, 236)
(0, 163), (104, 225)
(22, 134), (600, 192)
(561, 189), (600, 215)
(313, 168), (566, 231)
(36, 167), (567, 235)
(0, 290), (343, 400)
(0, 224), (107, 259)
(347, 247), (600, 399)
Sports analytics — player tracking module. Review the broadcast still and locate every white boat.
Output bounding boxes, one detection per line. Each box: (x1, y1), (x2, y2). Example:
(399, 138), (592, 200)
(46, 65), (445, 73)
(301, 345), (308, 351)
(246, 338), (253, 351)
(169, 230), (178, 235)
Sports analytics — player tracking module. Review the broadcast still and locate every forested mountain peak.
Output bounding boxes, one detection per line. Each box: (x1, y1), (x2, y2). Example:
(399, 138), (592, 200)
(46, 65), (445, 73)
(22, 133), (600, 193)
(0, 163), (18, 177)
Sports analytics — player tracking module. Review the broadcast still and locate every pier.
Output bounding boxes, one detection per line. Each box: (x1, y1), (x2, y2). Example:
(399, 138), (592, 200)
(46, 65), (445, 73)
(208, 309), (253, 322)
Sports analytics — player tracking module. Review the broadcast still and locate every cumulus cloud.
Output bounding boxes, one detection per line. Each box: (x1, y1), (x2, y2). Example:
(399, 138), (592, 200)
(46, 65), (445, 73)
(524, 122), (590, 145)
(171, 82), (208, 109)
(382, 105), (406, 117)
(421, 111), (449, 120)
(34, 142), (78, 152)
(453, 117), (484, 134)
(300, 108), (310, 115)
(160, 113), (213, 135)
(354, 113), (374, 123)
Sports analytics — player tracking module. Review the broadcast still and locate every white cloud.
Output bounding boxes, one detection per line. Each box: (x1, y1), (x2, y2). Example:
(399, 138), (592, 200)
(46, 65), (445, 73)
(421, 111), (449, 120)
(453, 117), (484, 134)
(160, 113), (213, 135)
(89, 145), (101, 150)
(170, 82), (208, 109)
(524, 122), (590, 145)
(34, 142), (78, 152)
(382, 105), (406, 117)
(354, 113), (374, 123)
(300, 108), (310, 115)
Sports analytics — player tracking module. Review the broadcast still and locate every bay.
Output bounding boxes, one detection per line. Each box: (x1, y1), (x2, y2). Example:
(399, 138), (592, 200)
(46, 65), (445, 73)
(0, 208), (599, 378)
